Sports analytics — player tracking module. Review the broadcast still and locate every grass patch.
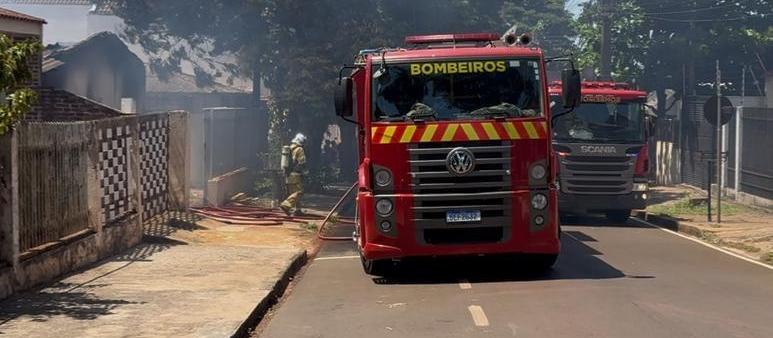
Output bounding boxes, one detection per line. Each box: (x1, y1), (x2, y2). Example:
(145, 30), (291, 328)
(649, 196), (747, 218)
(761, 252), (773, 265)
(721, 241), (762, 253)
(697, 231), (762, 253)
(300, 222), (318, 232)
(752, 235), (773, 243)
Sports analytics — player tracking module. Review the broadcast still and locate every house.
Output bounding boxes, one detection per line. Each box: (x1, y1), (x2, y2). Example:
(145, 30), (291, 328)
(1, 6), (123, 121)
(0, 7), (45, 87)
(43, 31), (145, 113)
(145, 70), (254, 114)
(145, 71), (265, 188)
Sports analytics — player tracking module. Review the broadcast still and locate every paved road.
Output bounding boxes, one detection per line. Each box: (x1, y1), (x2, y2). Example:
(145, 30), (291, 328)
(259, 217), (773, 338)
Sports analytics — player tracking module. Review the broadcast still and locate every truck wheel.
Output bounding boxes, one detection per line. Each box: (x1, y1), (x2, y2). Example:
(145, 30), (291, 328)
(605, 209), (631, 223)
(361, 255), (394, 276)
(527, 254), (558, 271)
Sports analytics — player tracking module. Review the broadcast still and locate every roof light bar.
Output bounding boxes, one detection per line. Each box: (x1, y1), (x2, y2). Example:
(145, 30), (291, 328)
(405, 33), (500, 45)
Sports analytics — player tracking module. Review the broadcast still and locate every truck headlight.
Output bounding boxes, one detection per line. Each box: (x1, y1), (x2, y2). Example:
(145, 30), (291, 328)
(379, 220), (393, 232)
(633, 183), (648, 192)
(530, 164), (546, 180)
(376, 198), (394, 216)
(374, 169), (392, 187)
(531, 193), (548, 210)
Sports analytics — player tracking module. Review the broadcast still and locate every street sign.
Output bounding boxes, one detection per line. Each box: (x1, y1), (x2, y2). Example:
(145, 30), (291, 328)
(703, 95), (734, 126)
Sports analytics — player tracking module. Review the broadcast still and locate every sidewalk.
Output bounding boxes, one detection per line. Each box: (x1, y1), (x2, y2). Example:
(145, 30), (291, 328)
(0, 192), (332, 338)
(642, 185), (773, 266)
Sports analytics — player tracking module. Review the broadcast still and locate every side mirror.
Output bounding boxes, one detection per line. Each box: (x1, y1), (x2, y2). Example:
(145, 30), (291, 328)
(561, 69), (581, 109)
(334, 77), (354, 118)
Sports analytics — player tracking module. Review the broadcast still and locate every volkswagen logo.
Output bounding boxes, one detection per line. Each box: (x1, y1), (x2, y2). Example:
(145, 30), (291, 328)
(446, 147), (475, 175)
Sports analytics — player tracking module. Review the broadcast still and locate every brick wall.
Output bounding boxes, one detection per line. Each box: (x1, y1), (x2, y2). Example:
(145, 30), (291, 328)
(26, 88), (123, 121)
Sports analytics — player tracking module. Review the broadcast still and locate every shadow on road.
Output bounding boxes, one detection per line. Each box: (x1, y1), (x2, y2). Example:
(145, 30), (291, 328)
(561, 214), (650, 228)
(370, 233), (629, 285)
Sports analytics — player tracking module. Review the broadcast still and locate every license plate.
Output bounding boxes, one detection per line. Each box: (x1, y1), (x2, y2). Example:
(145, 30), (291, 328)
(446, 210), (481, 223)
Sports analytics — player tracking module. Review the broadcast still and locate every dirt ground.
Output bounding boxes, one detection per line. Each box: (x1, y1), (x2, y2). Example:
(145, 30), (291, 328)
(170, 190), (355, 254)
(647, 185), (773, 265)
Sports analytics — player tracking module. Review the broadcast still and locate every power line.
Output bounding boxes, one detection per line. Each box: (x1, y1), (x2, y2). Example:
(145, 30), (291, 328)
(646, 13), (770, 23)
(642, 3), (741, 15)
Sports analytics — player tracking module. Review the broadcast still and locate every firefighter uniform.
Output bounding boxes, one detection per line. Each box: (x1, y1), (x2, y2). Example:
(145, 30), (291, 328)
(280, 139), (307, 215)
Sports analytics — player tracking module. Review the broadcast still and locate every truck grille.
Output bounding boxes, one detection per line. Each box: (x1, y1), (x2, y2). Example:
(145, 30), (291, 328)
(408, 141), (511, 194)
(408, 141), (512, 245)
(559, 155), (634, 194)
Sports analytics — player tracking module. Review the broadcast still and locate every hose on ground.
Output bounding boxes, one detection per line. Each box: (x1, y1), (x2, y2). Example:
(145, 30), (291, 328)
(317, 182), (358, 241)
(190, 182), (357, 240)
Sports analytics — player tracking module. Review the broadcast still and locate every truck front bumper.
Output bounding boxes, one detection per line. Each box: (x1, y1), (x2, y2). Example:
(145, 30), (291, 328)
(359, 189), (561, 261)
(558, 191), (648, 214)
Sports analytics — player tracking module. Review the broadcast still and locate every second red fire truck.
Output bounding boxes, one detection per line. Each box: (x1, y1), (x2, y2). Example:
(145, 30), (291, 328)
(549, 81), (654, 222)
(334, 33), (581, 275)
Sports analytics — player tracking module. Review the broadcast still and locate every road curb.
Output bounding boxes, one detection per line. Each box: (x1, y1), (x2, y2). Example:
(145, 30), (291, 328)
(633, 211), (708, 238)
(232, 250), (308, 338)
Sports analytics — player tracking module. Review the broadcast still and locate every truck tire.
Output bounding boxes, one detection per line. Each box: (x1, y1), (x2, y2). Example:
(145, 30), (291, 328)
(605, 209), (631, 223)
(361, 255), (394, 276)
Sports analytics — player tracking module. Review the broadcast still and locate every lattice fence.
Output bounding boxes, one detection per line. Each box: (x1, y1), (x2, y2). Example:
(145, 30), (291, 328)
(4, 112), (186, 257)
(139, 114), (170, 220)
(97, 119), (134, 225)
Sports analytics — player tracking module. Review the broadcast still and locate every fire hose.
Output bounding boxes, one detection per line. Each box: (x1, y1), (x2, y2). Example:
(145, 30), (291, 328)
(190, 182), (358, 241)
(317, 182), (358, 241)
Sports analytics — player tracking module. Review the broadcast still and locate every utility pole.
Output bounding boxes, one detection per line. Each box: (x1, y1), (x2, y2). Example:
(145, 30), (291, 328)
(735, 66), (745, 201)
(715, 60), (722, 223)
(599, 0), (612, 80)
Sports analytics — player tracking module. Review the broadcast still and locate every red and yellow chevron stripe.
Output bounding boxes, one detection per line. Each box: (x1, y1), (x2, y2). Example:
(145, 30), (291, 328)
(371, 121), (548, 144)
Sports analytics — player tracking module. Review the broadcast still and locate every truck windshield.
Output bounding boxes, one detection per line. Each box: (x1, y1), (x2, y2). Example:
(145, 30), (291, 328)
(372, 59), (543, 121)
(552, 100), (645, 144)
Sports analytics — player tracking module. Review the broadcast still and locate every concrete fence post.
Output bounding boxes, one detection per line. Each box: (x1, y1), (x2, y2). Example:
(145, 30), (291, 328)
(168, 111), (190, 210)
(129, 117), (143, 228)
(734, 106), (743, 200)
(87, 121), (105, 233)
(0, 130), (19, 269)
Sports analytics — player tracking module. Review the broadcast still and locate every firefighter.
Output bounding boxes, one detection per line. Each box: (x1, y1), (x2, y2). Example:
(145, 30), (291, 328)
(280, 133), (307, 216)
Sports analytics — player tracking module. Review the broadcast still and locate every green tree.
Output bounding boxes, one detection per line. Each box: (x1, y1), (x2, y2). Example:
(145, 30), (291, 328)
(100, 0), (576, 186)
(0, 34), (41, 136)
(574, 0), (649, 81)
(575, 0), (771, 97)
(501, 0), (576, 57)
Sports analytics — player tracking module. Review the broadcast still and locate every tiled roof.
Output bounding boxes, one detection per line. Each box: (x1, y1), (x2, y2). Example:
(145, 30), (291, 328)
(0, 1), (89, 4)
(0, 7), (46, 23)
(146, 70), (249, 94)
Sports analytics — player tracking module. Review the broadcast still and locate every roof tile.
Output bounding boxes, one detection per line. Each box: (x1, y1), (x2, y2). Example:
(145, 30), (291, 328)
(0, 7), (46, 23)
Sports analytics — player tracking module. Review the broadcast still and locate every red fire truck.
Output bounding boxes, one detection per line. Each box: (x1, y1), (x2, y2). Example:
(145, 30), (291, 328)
(549, 82), (654, 222)
(334, 33), (581, 275)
